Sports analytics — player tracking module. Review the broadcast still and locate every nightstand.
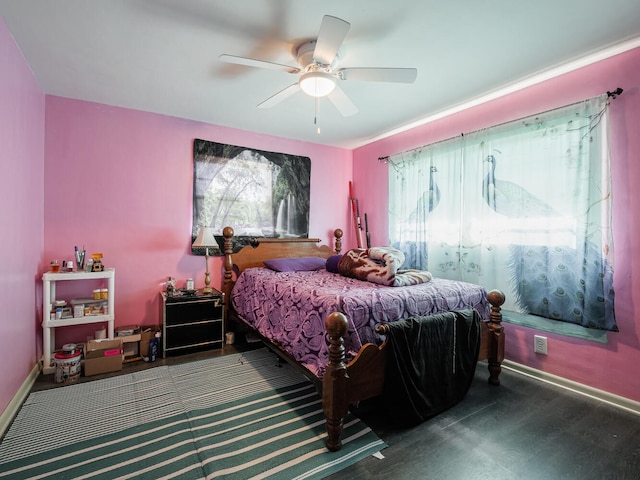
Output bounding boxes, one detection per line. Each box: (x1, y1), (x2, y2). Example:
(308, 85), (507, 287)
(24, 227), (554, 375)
(160, 288), (224, 357)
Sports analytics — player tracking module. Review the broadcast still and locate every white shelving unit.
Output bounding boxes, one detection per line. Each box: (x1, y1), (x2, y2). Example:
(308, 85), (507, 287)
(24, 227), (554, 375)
(41, 268), (115, 374)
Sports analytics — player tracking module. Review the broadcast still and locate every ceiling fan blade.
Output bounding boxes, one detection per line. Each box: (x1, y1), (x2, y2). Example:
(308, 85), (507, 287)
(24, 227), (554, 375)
(313, 15), (350, 66)
(328, 84), (358, 117)
(219, 54), (301, 74)
(337, 67), (418, 83)
(257, 83), (301, 109)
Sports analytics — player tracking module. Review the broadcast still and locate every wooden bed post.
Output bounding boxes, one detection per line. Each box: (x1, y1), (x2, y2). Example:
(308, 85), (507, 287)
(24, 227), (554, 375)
(486, 289), (506, 386)
(222, 226), (234, 319)
(323, 311), (349, 452)
(333, 228), (343, 254)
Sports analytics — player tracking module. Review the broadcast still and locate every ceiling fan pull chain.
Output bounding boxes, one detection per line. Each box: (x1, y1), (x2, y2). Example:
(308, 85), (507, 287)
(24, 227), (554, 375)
(315, 98), (321, 135)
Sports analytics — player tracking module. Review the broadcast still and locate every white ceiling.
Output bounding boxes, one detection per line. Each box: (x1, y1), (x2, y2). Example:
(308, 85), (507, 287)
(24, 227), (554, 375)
(2, 0), (640, 149)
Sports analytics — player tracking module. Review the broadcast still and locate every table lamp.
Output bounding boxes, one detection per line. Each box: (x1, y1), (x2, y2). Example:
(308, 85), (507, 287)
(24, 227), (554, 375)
(192, 227), (217, 293)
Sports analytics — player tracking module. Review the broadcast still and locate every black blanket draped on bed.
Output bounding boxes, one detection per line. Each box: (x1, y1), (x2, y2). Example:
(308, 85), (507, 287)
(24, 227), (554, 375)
(381, 309), (482, 427)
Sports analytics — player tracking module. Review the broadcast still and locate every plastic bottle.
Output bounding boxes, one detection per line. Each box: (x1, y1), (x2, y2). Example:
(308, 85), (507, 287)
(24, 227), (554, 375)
(149, 339), (157, 362)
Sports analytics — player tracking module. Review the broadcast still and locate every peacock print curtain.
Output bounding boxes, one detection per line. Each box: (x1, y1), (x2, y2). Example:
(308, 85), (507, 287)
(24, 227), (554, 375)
(389, 95), (617, 331)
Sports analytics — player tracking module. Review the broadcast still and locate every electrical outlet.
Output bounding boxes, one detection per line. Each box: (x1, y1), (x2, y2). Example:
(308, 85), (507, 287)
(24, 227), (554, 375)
(534, 335), (548, 355)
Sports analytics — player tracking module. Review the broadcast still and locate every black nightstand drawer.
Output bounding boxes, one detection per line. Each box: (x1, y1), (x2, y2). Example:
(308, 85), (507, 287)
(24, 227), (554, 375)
(161, 289), (224, 357)
(165, 319), (223, 350)
(165, 299), (223, 326)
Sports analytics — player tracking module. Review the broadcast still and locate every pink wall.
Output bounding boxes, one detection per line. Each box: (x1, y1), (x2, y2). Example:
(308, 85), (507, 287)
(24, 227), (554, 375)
(0, 20), (45, 415)
(354, 47), (640, 402)
(43, 97), (353, 346)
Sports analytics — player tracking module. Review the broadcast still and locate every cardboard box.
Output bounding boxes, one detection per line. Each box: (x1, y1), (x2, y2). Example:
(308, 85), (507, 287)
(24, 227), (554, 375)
(84, 339), (123, 376)
(116, 325), (139, 336)
(118, 333), (141, 359)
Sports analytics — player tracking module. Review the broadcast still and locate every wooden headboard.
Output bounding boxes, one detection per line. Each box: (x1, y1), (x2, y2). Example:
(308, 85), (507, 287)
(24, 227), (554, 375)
(221, 226), (343, 314)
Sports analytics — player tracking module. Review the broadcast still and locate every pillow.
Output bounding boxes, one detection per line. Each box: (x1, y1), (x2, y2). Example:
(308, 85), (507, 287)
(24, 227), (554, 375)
(263, 256), (327, 272)
(325, 254), (343, 273)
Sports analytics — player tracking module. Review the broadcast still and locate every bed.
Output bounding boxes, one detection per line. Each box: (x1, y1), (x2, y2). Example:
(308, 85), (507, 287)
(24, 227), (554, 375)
(221, 226), (506, 451)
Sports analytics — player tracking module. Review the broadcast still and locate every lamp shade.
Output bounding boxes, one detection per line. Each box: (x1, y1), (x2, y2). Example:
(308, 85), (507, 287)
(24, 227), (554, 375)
(299, 71), (336, 97)
(192, 227), (216, 293)
(192, 227), (218, 248)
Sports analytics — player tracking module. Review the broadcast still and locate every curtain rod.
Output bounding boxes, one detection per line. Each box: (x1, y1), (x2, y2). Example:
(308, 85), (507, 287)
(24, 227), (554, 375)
(378, 87), (624, 164)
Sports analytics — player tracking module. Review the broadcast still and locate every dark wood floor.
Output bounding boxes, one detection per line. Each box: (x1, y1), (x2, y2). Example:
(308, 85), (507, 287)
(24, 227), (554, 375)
(330, 365), (640, 480)
(33, 343), (640, 480)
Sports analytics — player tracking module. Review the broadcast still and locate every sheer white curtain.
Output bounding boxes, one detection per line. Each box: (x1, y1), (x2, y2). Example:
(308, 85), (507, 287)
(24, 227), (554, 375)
(389, 95), (616, 331)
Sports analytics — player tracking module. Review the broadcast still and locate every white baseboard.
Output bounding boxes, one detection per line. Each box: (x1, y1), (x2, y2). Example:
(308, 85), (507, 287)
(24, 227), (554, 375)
(502, 360), (640, 416)
(0, 362), (41, 438)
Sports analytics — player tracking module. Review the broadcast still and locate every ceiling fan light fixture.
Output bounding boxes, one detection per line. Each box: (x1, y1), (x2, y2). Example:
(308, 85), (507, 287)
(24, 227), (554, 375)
(299, 71), (336, 97)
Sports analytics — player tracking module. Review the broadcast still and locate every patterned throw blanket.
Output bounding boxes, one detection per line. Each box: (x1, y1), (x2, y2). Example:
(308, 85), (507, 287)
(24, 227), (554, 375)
(338, 246), (433, 287)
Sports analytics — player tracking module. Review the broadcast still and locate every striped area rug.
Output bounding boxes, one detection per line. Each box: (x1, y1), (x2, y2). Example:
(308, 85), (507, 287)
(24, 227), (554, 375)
(0, 349), (386, 479)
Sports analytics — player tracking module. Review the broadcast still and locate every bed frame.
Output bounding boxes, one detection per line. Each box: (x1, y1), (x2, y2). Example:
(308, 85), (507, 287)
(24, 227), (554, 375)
(221, 226), (505, 452)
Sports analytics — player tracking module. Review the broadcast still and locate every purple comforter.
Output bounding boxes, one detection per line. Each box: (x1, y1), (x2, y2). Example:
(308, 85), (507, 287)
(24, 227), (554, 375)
(231, 268), (489, 377)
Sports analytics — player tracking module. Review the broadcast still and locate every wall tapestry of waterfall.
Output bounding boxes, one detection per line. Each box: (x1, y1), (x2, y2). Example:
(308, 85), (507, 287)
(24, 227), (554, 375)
(192, 139), (311, 255)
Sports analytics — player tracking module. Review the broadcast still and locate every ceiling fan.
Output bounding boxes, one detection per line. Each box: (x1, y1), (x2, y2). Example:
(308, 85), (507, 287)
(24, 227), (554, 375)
(219, 15), (418, 117)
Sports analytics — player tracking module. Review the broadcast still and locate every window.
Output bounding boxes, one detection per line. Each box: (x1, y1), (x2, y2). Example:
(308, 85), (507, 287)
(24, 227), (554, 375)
(388, 95), (616, 331)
